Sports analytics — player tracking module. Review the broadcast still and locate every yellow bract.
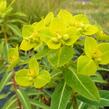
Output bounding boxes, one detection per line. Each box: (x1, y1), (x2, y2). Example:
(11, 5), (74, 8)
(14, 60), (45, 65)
(15, 57), (51, 88)
(84, 37), (109, 64)
(92, 48), (102, 61)
(20, 9), (99, 50)
(8, 46), (19, 69)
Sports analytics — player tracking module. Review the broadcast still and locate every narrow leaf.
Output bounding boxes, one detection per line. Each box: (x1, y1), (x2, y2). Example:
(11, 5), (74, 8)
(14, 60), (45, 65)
(16, 89), (31, 109)
(64, 67), (100, 101)
(30, 99), (49, 109)
(0, 71), (13, 92)
(50, 82), (72, 109)
(7, 24), (21, 37)
(99, 90), (109, 106)
(2, 95), (17, 109)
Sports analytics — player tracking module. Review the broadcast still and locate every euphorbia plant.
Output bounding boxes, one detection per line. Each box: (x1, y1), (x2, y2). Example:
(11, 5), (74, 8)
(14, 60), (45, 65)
(7, 9), (109, 109)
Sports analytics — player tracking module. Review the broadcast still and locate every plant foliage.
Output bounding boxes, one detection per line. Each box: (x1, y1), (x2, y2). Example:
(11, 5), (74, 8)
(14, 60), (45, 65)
(1, 8), (109, 109)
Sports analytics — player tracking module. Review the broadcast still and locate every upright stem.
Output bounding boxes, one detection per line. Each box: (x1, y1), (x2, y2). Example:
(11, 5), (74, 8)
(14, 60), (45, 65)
(2, 26), (8, 44)
(72, 93), (78, 109)
(4, 30), (8, 44)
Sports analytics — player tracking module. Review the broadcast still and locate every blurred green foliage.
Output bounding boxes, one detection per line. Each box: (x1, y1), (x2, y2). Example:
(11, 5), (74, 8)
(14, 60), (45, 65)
(12, 0), (68, 22)
(12, 0), (109, 33)
(65, 0), (109, 33)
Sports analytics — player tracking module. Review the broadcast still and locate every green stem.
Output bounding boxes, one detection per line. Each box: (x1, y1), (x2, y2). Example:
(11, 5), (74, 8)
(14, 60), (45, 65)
(72, 94), (78, 109)
(2, 26), (8, 44)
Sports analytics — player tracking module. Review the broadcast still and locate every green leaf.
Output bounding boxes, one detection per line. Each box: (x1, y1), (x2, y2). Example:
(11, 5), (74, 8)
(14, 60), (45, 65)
(13, 12), (26, 17)
(91, 73), (107, 83)
(2, 95), (17, 109)
(78, 90), (109, 107)
(77, 95), (99, 106)
(84, 37), (98, 58)
(77, 55), (97, 76)
(16, 89), (31, 109)
(34, 70), (51, 88)
(7, 24), (21, 37)
(15, 69), (32, 87)
(64, 67), (100, 101)
(0, 71), (13, 92)
(98, 43), (109, 64)
(9, 19), (25, 24)
(48, 46), (74, 67)
(48, 50), (60, 67)
(78, 103), (99, 109)
(30, 99), (49, 109)
(99, 90), (109, 106)
(29, 57), (39, 76)
(22, 25), (33, 38)
(58, 46), (74, 67)
(8, 47), (19, 68)
(51, 82), (72, 109)
(0, 93), (9, 99)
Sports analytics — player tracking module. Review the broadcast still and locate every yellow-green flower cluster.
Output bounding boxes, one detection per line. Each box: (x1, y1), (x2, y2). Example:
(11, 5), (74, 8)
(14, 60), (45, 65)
(20, 9), (99, 51)
(15, 57), (51, 88)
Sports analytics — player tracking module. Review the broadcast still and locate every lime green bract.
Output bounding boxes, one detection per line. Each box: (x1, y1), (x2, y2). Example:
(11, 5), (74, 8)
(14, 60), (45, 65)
(15, 9), (109, 89)
(15, 57), (51, 88)
(20, 9), (99, 51)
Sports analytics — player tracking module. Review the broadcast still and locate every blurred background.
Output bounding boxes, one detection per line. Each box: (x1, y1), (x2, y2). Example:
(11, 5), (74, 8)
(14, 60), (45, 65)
(11, 0), (109, 34)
